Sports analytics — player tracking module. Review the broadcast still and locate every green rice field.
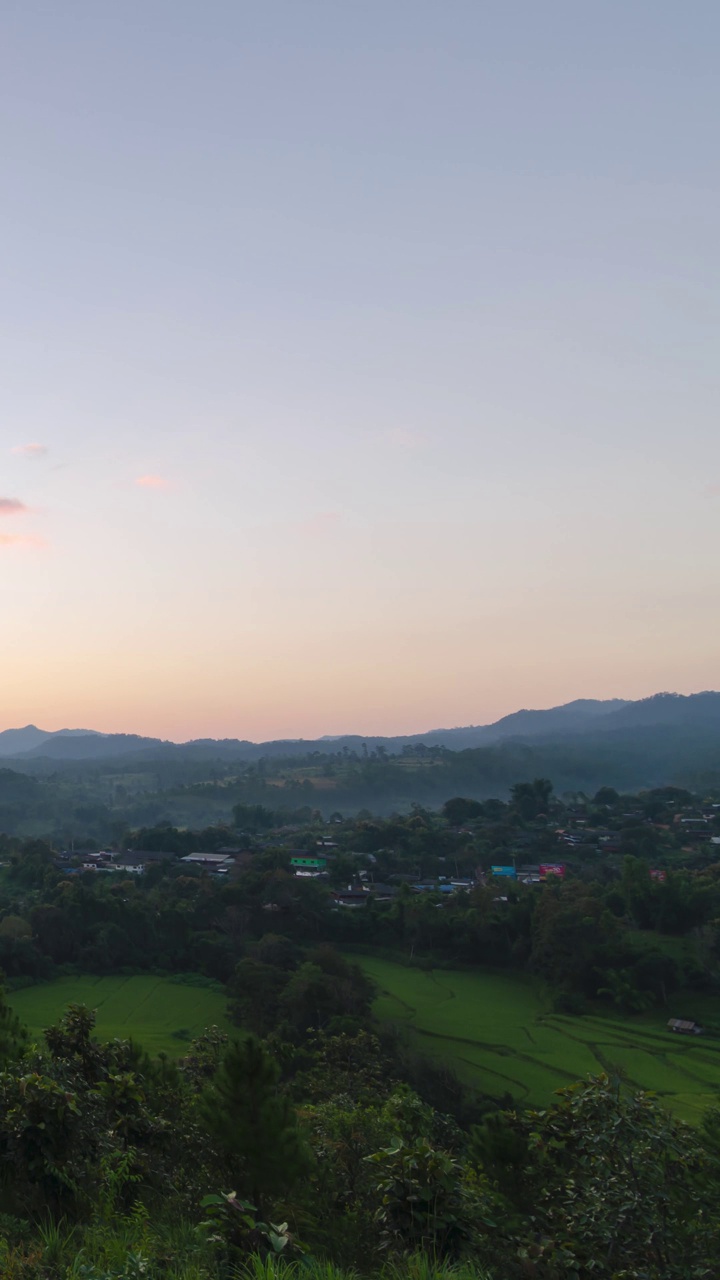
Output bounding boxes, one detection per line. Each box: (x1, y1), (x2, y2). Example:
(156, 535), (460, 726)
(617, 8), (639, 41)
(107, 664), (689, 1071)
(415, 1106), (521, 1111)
(8, 975), (231, 1057)
(356, 955), (720, 1124)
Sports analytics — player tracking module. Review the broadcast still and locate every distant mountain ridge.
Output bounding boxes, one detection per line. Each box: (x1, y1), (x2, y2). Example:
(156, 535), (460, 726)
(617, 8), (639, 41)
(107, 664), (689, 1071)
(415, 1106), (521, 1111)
(0, 725), (103, 756)
(1, 691), (718, 763)
(416, 698), (630, 748)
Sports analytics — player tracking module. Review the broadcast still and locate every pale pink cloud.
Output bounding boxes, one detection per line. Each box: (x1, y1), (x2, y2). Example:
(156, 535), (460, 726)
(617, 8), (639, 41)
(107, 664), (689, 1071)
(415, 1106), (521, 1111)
(0, 498), (29, 517)
(0, 533), (46, 549)
(134, 474), (170, 490)
(11, 443), (47, 457)
(298, 511), (341, 537)
(704, 482), (720, 497)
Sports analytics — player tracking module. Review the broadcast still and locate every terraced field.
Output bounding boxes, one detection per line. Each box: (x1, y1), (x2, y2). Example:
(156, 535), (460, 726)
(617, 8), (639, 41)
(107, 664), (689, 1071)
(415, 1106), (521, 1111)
(356, 956), (720, 1123)
(8, 975), (231, 1057)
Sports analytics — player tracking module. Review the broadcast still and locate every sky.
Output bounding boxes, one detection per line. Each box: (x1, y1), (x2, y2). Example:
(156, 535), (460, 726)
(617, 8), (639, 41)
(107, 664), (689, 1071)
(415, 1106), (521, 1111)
(1, 1), (719, 741)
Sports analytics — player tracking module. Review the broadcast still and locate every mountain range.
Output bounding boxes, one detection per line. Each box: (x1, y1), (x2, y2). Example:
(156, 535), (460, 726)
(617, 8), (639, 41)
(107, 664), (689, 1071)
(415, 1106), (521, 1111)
(1, 691), (719, 764)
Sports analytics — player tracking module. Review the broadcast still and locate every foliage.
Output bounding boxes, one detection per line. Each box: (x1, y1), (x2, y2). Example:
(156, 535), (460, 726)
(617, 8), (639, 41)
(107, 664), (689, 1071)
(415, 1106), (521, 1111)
(510, 779), (553, 821)
(502, 1074), (720, 1278)
(200, 1189), (295, 1259)
(199, 1035), (311, 1211)
(0, 976), (716, 1277)
(228, 947), (374, 1043)
(0, 978), (28, 1066)
(365, 1138), (489, 1257)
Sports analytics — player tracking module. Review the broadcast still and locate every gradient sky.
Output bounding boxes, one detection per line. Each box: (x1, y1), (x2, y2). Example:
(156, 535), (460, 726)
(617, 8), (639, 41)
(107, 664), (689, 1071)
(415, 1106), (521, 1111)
(2, 2), (719, 741)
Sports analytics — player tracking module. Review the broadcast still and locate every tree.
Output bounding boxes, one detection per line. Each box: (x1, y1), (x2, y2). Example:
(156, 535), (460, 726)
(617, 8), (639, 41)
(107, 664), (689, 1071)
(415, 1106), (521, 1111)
(228, 959), (288, 1036)
(199, 1036), (310, 1211)
(597, 966), (653, 1013)
(248, 933), (300, 971)
(9, 840), (55, 888)
(442, 797), (483, 825)
(594, 785), (620, 806)
(530, 881), (623, 996)
(278, 957), (373, 1036)
(621, 855), (657, 928)
(364, 1137), (486, 1257)
(499, 1074), (720, 1278)
(0, 976), (27, 1066)
(29, 904), (77, 964)
(232, 804), (277, 833)
(510, 778), (553, 821)
(291, 1030), (393, 1105)
(0, 916), (31, 942)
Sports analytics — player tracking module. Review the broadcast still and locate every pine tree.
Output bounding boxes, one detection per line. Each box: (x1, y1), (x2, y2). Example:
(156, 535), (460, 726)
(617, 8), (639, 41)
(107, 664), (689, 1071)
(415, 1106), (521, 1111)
(200, 1034), (310, 1210)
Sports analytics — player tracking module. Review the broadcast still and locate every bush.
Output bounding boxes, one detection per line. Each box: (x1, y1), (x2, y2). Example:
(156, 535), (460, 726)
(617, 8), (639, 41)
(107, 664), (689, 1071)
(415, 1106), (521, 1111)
(552, 989), (587, 1015)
